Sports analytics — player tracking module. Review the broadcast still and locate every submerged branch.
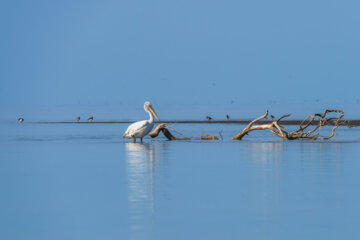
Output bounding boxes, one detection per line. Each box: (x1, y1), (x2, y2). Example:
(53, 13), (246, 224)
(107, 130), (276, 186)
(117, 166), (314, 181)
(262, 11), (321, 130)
(148, 124), (218, 140)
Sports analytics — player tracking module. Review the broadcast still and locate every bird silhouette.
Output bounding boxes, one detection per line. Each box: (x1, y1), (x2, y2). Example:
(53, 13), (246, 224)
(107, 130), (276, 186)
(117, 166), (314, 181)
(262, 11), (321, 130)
(76, 117), (80, 122)
(206, 116), (212, 121)
(88, 116), (94, 122)
(18, 118), (24, 123)
(226, 114), (230, 120)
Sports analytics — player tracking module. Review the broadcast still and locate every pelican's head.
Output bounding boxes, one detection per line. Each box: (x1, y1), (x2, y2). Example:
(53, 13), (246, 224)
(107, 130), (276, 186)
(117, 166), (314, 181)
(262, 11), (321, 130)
(144, 101), (160, 121)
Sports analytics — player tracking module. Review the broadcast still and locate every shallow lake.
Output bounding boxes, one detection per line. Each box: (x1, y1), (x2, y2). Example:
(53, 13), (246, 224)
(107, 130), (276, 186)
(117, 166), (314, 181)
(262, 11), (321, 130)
(0, 122), (360, 240)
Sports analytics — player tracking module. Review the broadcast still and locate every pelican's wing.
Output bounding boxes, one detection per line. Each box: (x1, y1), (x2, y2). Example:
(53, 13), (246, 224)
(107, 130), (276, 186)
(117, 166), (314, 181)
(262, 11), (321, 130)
(123, 120), (149, 138)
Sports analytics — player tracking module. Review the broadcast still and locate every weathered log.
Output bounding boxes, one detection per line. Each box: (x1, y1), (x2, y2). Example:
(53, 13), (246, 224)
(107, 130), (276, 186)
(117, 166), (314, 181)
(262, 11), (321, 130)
(148, 124), (177, 140)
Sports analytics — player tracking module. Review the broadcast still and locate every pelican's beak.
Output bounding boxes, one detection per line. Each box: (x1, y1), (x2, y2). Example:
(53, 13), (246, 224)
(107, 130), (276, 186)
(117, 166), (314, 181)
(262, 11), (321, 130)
(148, 106), (160, 121)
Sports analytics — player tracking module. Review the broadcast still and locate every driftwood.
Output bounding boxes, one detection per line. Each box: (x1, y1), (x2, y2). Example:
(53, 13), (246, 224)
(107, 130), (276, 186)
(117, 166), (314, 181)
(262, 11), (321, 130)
(231, 109), (344, 140)
(148, 109), (345, 141)
(148, 123), (218, 140)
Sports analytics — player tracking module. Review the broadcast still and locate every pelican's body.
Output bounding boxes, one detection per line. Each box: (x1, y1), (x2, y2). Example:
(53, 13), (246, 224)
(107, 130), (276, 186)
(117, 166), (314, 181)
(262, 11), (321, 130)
(123, 102), (160, 142)
(124, 120), (155, 139)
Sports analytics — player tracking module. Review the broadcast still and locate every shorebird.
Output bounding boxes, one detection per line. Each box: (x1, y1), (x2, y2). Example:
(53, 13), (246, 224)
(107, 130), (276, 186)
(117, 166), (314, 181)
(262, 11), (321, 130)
(270, 115), (275, 120)
(88, 116), (93, 122)
(76, 117), (80, 122)
(206, 116), (212, 121)
(226, 114), (230, 120)
(123, 101), (160, 143)
(18, 118), (24, 123)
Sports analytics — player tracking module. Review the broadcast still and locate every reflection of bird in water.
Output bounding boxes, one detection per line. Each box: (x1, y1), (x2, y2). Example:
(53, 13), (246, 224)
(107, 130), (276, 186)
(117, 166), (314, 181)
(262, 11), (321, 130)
(88, 116), (93, 122)
(226, 114), (230, 120)
(18, 118), (24, 123)
(123, 101), (160, 143)
(124, 142), (156, 235)
(206, 116), (212, 121)
(76, 117), (80, 122)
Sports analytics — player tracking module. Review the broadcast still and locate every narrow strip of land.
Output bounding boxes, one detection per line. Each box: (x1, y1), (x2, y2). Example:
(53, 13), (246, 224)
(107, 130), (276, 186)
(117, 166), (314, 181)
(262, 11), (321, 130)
(35, 120), (360, 126)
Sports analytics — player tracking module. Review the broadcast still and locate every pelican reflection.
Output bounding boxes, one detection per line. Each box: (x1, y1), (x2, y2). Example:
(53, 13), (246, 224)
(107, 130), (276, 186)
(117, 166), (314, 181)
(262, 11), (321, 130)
(124, 142), (157, 239)
(125, 143), (155, 210)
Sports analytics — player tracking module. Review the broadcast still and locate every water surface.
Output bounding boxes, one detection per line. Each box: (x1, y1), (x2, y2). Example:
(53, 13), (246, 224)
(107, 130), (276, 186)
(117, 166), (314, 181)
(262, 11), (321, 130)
(0, 122), (359, 239)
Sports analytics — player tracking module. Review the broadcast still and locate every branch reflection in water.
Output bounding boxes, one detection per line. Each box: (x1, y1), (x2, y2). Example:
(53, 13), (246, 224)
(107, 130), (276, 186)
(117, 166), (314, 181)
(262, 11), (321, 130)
(244, 141), (284, 163)
(241, 141), (344, 219)
(243, 142), (284, 216)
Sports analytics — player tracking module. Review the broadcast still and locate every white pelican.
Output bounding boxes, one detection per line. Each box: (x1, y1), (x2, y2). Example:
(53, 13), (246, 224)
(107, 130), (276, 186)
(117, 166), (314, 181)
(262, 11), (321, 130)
(123, 101), (160, 142)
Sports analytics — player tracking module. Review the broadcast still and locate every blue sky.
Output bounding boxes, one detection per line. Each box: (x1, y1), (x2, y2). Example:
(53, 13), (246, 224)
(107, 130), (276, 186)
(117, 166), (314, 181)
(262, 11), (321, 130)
(1, 0), (360, 111)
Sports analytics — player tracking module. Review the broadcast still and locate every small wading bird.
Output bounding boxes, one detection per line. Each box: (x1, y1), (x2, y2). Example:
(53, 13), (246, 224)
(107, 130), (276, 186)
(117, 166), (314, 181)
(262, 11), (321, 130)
(206, 116), (212, 121)
(226, 114), (230, 120)
(123, 101), (160, 143)
(88, 116), (93, 122)
(18, 118), (24, 123)
(76, 117), (80, 122)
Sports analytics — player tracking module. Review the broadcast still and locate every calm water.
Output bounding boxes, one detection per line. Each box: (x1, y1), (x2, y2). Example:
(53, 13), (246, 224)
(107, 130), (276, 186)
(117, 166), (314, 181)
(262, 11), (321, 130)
(0, 122), (360, 240)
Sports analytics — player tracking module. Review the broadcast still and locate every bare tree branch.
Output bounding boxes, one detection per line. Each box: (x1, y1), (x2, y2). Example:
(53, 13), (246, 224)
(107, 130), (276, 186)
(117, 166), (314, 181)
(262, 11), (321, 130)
(231, 110), (269, 140)
(231, 109), (344, 141)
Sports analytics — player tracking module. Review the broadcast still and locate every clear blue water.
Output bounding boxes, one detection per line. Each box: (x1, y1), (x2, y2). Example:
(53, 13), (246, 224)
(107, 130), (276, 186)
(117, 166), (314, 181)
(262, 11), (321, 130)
(0, 122), (360, 239)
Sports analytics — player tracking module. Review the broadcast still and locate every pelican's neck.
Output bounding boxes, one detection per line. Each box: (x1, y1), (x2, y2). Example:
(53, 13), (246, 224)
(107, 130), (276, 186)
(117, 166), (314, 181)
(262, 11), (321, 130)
(146, 108), (154, 123)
